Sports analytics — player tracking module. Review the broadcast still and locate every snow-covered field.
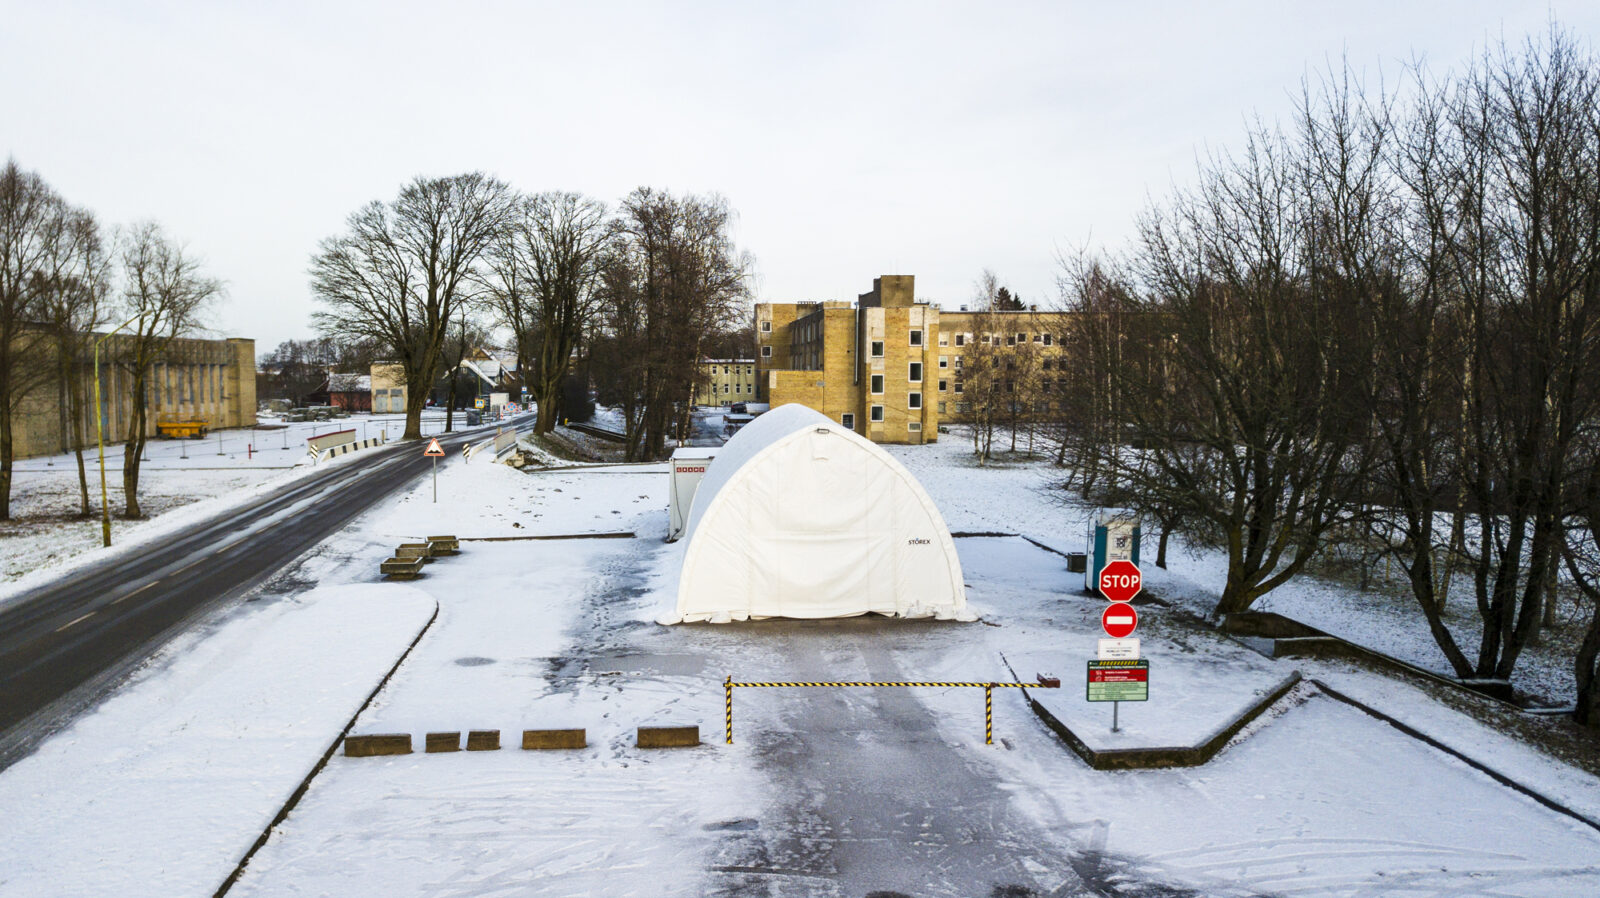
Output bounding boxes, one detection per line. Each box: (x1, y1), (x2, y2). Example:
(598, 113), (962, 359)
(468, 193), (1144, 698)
(3, 419), (1599, 896)
(0, 411), (476, 593)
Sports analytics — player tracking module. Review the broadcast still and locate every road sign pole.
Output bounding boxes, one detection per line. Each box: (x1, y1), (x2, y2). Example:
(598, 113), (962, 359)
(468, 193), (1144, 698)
(432, 456), (437, 503)
(1112, 700), (1119, 733)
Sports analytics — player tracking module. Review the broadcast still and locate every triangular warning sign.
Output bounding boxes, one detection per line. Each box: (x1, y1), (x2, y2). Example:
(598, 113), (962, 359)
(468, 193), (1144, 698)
(424, 438), (445, 457)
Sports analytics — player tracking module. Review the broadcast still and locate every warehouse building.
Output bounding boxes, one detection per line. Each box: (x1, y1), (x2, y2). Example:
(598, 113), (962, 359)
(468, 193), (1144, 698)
(11, 331), (256, 459)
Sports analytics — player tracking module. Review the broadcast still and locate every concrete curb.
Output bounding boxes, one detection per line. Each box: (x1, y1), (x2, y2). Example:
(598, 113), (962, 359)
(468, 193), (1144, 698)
(1311, 679), (1600, 834)
(1005, 649), (1302, 770)
(1222, 612), (1520, 706)
(213, 599), (440, 897)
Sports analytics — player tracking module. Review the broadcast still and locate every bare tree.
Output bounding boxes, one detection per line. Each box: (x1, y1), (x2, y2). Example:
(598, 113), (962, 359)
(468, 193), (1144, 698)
(486, 192), (610, 433)
(117, 222), (222, 517)
(0, 160), (66, 520)
(34, 204), (112, 516)
(311, 173), (513, 440)
(1100, 121), (1375, 618)
(602, 188), (751, 461)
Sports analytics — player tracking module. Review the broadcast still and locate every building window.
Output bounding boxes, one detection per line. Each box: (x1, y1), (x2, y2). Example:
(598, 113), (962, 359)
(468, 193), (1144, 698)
(981, 334), (991, 345)
(939, 355), (948, 368)
(937, 401), (947, 413)
(1042, 358), (1053, 371)
(909, 329), (922, 346)
(735, 383), (742, 394)
(1043, 333), (1053, 345)
(938, 333), (948, 346)
(908, 422), (922, 432)
(761, 320), (771, 332)
(1017, 332), (1026, 343)
(870, 374), (884, 394)
(761, 345), (772, 358)
(870, 405), (884, 423)
(956, 402), (970, 413)
(954, 381), (964, 394)
(842, 413), (855, 430)
(1033, 334), (1043, 344)
(1006, 335), (1016, 346)
(724, 384), (730, 394)
(954, 357), (963, 369)
(871, 340), (884, 357)
(955, 333), (966, 347)
(938, 379), (948, 392)
(908, 392), (922, 409)
(908, 362), (922, 382)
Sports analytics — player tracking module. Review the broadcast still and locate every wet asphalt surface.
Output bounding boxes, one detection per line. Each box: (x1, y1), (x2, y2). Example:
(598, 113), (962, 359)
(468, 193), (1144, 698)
(0, 417), (534, 768)
(552, 533), (1221, 898)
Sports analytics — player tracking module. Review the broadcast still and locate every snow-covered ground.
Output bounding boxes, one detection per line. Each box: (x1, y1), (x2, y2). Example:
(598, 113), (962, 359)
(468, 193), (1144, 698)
(0, 410), (481, 593)
(3, 422), (1599, 896)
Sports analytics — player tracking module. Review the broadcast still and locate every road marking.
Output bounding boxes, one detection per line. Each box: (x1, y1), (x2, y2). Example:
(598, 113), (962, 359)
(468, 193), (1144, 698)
(113, 581), (159, 604)
(56, 612), (95, 632)
(219, 540), (243, 553)
(175, 559), (202, 575)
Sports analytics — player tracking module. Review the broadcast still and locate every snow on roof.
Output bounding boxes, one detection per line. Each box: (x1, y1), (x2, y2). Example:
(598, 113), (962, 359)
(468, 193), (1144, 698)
(328, 374), (370, 393)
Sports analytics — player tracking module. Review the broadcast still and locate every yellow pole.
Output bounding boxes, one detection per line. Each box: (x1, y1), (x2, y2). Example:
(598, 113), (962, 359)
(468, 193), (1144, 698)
(94, 313), (147, 547)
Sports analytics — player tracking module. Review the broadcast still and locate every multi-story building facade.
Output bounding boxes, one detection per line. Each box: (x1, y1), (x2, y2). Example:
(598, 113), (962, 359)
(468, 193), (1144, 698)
(11, 331), (256, 459)
(695, 358), (758, 407)
(754, 275), (1074, 444)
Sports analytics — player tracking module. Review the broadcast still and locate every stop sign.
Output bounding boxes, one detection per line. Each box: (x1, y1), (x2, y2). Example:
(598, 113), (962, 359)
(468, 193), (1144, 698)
(1099, 559), (1142, 603)
(1102, 603), (1139, 638)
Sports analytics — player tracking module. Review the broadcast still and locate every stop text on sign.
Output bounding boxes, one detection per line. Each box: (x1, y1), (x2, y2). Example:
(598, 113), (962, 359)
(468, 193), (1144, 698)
(1098, 559), (1141, 603)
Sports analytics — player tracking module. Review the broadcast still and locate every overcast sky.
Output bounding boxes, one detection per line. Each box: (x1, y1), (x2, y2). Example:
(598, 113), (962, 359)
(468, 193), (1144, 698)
(4, 1), (1597, 353)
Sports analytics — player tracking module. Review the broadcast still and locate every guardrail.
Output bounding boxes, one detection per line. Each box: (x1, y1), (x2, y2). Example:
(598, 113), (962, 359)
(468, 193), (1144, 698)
(722, 675), (1061, 746)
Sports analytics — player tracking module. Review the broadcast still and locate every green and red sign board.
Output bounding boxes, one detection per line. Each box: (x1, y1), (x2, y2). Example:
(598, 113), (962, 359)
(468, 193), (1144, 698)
(1087, 659), (1149, 702)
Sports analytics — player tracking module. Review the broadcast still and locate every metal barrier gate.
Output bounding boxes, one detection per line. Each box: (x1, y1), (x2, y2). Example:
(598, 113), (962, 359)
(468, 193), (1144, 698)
(723, 675), (1060, 746)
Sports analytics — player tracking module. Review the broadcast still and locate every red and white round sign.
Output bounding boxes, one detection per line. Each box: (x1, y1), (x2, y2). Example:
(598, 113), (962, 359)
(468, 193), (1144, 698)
(1098, 560), (1141, 603)
(1102, 603), (1139, 638)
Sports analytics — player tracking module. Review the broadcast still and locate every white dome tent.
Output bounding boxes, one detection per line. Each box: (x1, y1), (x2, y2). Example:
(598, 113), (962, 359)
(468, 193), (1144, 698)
(664, 404), (973, 624)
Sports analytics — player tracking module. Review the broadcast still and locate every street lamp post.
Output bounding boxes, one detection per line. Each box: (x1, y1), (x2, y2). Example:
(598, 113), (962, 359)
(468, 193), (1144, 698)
(94, 313), (146, 547)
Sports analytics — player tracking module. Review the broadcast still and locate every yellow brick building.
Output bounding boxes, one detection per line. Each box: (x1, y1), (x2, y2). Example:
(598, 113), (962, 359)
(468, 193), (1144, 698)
(11, 331), (256, 459)
(754, 275), (1074, 444)
(695, 359), (758, 407)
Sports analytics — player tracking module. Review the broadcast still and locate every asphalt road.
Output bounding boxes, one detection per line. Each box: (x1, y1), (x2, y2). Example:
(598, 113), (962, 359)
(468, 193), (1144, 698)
(0, 418), (528, 766)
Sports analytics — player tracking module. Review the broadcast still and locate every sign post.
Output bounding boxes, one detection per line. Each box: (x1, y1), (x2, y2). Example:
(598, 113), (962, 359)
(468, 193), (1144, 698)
(1093, 559), (1143, 732)
(1087, 659), (1149, 732)
(424, 437), (445, 502)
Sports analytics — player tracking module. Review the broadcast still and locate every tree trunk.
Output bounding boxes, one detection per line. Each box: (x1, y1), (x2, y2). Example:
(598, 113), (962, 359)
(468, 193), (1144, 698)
(1156, 527), (1170, 569)
(1577, 609), (1600, 729)
(445, 371), (458, 433)
(122, 375), (147, 519)
(0, 409), (12, 521)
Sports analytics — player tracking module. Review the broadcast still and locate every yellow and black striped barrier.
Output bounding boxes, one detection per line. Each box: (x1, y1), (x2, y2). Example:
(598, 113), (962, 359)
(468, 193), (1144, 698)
(722, 676), (1060, 746)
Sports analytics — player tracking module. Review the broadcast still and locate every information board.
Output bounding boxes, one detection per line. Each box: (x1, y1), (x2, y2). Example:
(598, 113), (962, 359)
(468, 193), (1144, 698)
(1086, 659), (1149, 702)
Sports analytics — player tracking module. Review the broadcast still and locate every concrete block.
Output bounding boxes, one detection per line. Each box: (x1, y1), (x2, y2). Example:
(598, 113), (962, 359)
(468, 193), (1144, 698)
(425, 732), (461, 753)
(637, 725), (699, 748)
(396, 543), (435, 563)
(344, 734), (412, 757)
(380, 556), (424, 579)
(522, 728), (587, 750)
(466, 729), (500, 751)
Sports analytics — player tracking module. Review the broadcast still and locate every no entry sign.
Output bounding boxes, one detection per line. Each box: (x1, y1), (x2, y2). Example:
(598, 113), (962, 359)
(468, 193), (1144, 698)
(1101, 603), (1138, 638)
(1098, 559), (1141, 603)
